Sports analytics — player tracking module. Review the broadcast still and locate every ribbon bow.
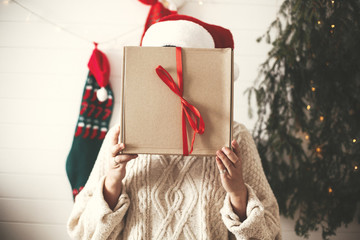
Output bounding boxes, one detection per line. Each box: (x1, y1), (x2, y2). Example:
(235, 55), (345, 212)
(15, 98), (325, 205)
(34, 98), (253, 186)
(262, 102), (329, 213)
(155, 47), (205, 155)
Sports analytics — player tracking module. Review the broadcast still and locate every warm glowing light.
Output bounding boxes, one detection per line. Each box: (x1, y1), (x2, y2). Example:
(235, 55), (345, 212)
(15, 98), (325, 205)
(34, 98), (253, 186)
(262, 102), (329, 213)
(305, 135), (309, 140)
(3, 0), (9, 5)
(328, 187), (333, 193)
(331, 24), (335, 28)
(316, 147), (321, 153)
(198, 0), (203, 5)
(25, 13), (32, 22)
(307, 105), (311, 110)
(162, 0), (169, 8)
(320, 116), (324, 121)
(355, 166), (358, 170)
(353, 139), (357, 143)
(311, 87), (316, 92)
(317, 20), (321, 25)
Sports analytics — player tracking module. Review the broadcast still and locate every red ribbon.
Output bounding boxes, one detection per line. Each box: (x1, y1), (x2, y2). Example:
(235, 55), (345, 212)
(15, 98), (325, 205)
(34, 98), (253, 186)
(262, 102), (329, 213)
(156, 47), (205, 155)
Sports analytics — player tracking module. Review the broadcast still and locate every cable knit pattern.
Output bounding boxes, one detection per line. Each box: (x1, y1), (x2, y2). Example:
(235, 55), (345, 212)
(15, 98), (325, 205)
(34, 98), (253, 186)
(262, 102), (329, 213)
(67, 122), (281, 240)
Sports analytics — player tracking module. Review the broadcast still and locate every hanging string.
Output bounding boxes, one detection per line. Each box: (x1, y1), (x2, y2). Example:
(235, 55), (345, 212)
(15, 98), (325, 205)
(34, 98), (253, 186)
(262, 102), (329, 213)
(10, 0), (142, 46)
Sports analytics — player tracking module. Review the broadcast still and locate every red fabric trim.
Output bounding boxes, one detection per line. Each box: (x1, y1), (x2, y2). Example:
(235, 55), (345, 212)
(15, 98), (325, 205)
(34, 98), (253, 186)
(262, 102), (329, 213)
(157, 14), (234, 49)
(87, 43), (110, 88)
(138, 0), (158, 5)
(140, 2), (177, 45)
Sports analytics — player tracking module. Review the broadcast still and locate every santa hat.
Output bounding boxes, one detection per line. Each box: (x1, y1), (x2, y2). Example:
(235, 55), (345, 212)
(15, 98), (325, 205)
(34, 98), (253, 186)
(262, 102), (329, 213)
(141, 13), (239, 79)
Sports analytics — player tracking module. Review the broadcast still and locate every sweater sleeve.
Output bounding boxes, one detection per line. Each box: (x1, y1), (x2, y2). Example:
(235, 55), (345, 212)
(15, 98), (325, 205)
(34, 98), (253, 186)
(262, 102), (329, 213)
(67, 126), (131, 240)
(220, 123), (281, 240)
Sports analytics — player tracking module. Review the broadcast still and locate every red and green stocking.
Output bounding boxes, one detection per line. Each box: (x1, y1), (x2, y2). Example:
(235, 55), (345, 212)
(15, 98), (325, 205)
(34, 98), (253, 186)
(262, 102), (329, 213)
(66, 43), (113, 199)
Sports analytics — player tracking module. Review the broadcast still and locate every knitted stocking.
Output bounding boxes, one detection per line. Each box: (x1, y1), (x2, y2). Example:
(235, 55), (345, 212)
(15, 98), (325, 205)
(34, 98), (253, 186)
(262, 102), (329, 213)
(66, 44), (113, 199)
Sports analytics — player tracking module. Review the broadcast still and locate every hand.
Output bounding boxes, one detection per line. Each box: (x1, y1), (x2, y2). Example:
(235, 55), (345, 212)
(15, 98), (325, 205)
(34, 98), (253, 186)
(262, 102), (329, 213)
(106, 125), (138, 184)
(216, 139), (248, 221)
(104, 125), (137, 210)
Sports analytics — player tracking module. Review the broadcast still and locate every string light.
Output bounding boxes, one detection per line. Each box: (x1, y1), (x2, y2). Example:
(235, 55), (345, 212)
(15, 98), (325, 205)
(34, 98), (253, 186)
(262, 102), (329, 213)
(161, 0), (169, 8)
(311, 87), (316, 92)
(330, 24), (335, 35)
(25, 13), (31, 22)
(353, 139), (357, 143)
(307, 105), (311, 110)
(317, 20), (321, 25)
(198, 0), (204, 5)
(328, 187), (333, 194)
(56, 26), (62, 32)
(305, 135), (309, 140)
(320, 116), (324, 121)
(316, 147), (321, 153)
(9, 0), (142, 45)
(355, 166), (358, 171)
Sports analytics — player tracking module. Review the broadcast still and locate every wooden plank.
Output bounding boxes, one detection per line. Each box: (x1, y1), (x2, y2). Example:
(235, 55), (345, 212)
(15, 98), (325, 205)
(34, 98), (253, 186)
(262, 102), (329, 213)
(0, 173), (72, 200)
(0, 124), (74, 150)
(0, 99), (80, 125)
(181, 2), (279, 31)
(0, 22), (142, 48)
(0, 47), (126, 75)
(0, 48), (90, 74)
(52, 0), (148, 24)
(1, 0), (148, 24)
(0, 73), (85, 100)
(0, 198), (73, 224)
(232, 29), (273, 57)
(187, 0), (279, 6)
(0, 1), (30, 21)
(0, 222), (71, 240)
(0, 149), (69, 175)
(0, 98), (121, 126)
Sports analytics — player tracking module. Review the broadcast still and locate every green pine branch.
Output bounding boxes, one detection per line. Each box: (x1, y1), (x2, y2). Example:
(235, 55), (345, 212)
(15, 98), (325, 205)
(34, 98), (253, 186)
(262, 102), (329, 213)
(248, 0), (360, 239)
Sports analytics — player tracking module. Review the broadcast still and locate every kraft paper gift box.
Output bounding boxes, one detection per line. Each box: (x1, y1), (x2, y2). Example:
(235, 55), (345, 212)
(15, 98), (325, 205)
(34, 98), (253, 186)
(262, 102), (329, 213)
(120, 46), (233, 156)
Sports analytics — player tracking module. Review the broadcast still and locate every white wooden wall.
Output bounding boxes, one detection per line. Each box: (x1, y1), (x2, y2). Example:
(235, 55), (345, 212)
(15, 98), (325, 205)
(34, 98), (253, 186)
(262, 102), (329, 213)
(0, 0), (359, 239)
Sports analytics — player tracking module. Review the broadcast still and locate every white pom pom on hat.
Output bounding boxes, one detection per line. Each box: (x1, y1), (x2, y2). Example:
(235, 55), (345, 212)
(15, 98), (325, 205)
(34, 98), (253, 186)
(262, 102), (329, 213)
(141, 14), (239, 80)
(96, 87), (108, 102)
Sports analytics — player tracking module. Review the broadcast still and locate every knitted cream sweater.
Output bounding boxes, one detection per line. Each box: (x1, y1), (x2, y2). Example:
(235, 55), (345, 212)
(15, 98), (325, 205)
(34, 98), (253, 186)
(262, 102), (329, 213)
(67, 122), (281, 240)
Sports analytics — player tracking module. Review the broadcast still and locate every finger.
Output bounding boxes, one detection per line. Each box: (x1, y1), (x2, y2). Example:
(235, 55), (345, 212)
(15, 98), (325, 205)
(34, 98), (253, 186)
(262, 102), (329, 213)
(111, 125), (121, 145)
(215, 156), (227, 176)
(114, 154), (138, 165)
(111, 143), (125, 157)
(222, 147), (239, 165)
(216, 150), (234, 176)
(231, 139), (241, 157)
(231, 140), (242, 167)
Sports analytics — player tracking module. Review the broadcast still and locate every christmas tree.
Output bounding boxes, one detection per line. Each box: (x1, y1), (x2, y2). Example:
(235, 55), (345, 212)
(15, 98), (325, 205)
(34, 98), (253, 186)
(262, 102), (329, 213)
(247, 0), (360, 239)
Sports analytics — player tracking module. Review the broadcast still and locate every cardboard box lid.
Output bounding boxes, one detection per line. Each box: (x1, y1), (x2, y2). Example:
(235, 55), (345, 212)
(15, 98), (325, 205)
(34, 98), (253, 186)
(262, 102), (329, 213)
(120, 46), (233, 156)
